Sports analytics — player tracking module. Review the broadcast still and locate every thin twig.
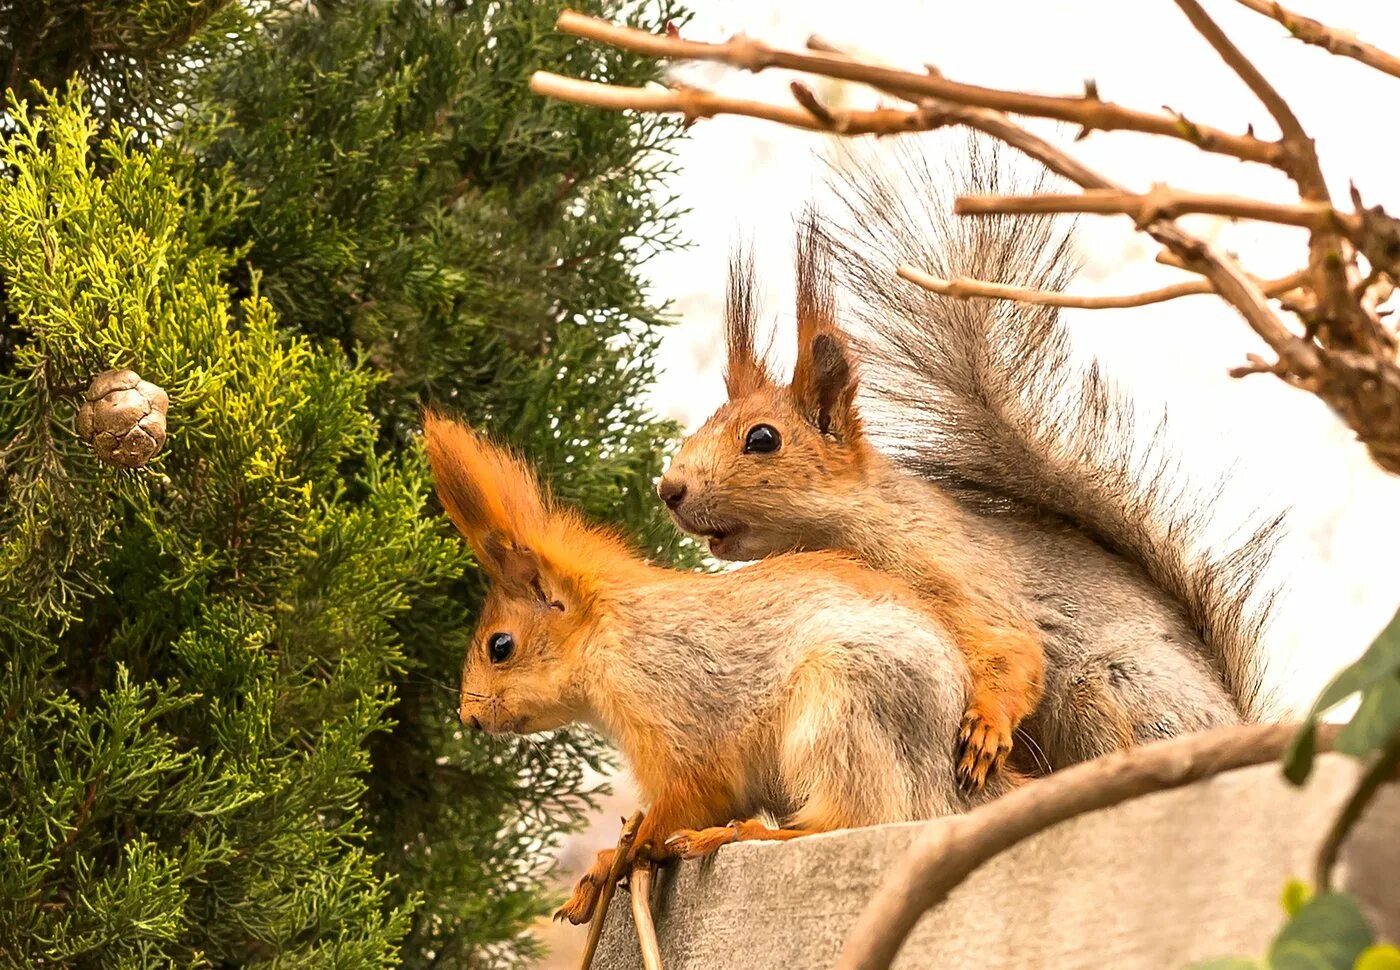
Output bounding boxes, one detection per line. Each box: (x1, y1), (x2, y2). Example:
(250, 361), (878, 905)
(530, 72), (935, 134)
(1314, 728), (1400, 892)
(579, 811), (645, 970)
(554, 9), (1284, 165)
(898, 265), (1309, 310)
(1175, 0), (1309, 153)
(835, 723), (1342, 970)
(955, 187), (1359, 235)
(1232, 0), (1400, 80)
(629, 860), (664, 970)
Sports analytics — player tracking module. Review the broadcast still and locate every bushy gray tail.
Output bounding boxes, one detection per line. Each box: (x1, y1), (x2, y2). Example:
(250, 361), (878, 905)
(823, 136), (1283, 721)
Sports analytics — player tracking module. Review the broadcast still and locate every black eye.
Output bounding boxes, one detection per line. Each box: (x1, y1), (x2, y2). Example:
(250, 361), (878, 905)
(487, 632), (515, 664)
(743, 424), (781, 454)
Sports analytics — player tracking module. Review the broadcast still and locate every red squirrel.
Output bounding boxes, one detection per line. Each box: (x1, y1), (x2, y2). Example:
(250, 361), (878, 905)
(660, 139), (1279, 773)
(661, 228), (1045, 788)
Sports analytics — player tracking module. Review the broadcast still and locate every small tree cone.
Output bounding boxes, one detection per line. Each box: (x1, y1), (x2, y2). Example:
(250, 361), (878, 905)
(77, 368), (169, 468)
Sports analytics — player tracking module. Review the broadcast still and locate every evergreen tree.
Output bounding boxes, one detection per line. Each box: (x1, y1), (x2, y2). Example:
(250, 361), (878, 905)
(1, 0), (693, 965)
(0, 88), (433, 966)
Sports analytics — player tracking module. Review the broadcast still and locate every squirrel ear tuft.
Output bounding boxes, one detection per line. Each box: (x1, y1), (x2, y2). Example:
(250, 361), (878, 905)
(421, 410), (552, 578)
(724, 246), (774, 398)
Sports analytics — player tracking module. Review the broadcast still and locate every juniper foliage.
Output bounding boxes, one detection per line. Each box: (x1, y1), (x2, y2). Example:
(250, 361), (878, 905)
(0, 0), (693, 965)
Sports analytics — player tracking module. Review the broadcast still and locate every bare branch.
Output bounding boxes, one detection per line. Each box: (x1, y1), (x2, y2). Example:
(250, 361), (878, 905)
(835, 724), (1343, 970)
(538, 9), (1400, 472)
(1232, 0), (1400, 80)
(579, 811), (644, 970)
(1175, 0), (1310, 155)
(1176, 0), (1393, 360)
(532, 71), (975, 135)
(898, 264), (1309, 310)
(954, 186), (1359, 234)
(553, 9), (1284, 165)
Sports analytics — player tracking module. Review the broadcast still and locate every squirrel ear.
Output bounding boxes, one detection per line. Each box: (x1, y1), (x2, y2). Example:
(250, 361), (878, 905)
(724, 246), (773, 398)
(482, 531), (540, 589)
(791, 216), (860, 437)
(795, 330), (859, 436)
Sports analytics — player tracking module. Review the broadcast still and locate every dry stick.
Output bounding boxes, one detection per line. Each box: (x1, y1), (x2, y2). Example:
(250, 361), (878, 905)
(1174, 0), (1389, 359)
(553, 9), (1283, 165)
(529, 72), (936, 134)
(578, 811), (645, 970)
(1232, 0), (1400, 80)
(954, 187), (1359, 234)
(834, 723), (1344, 970)
(898, 264), (1309, 310)
(629, 860), (664, 970)
(1315, 728), (1400, 892)
(790, 35), (1317, 369)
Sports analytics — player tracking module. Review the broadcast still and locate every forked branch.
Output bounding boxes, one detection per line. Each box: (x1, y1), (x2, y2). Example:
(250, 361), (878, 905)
(579, 811), (644, 970)
(551, 9), (1284, 165)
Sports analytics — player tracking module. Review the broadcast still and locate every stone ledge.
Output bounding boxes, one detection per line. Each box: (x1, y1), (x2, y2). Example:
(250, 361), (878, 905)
(596, 755), (1399, 969)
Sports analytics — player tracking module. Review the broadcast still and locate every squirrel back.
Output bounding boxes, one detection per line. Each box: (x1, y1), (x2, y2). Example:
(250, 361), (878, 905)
(822, 136), (1283, 721)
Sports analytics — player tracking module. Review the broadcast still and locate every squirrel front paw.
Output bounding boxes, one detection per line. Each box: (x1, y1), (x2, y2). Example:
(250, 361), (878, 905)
(957, 704), (1014, 790)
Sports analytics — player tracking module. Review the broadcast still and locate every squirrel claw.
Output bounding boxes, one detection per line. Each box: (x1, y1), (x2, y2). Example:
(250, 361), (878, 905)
(956, 707), (1013, 791)
(556, 872), (606, 925)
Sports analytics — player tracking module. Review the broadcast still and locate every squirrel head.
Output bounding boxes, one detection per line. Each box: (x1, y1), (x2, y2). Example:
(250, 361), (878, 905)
(422, 412), (632, 734)
(661, 220), (873, 561)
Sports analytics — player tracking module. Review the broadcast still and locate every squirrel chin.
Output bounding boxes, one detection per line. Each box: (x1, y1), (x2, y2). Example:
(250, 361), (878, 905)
(706, 528), (746, 560)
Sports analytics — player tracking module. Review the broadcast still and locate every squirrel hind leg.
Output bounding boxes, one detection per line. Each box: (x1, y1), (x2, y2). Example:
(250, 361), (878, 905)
(555, 847), (615, 925)
(665, 819), (809, 861)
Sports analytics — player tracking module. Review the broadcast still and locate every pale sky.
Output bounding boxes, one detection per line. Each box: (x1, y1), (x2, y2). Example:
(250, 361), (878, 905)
(638, 0), (1400, 712)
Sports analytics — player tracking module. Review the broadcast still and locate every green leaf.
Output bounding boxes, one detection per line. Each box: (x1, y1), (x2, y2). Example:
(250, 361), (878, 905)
(1282, 879), (1314, 917)
(1286, 607), (1400, 782)
(1285, 723), (1320, 785)
(1269, 892), (1374, 970)
(1186, 959), (1264, 970)
(1355, 945), (1400, 970)
(1310, 608), (1400, 717)
(1334, 677), (1400, 759)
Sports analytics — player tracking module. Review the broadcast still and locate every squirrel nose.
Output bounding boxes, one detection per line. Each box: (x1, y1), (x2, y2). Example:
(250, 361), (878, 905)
(658, 476), (687, 510)
(463, 714), (482, 731)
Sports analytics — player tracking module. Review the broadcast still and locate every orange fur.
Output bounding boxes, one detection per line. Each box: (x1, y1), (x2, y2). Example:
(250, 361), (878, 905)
(422, 415), (888, 923)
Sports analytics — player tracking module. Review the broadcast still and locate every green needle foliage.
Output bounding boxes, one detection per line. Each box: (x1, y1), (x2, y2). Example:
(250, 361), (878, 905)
(1, 0), (695, 965)
(0, 88), (425, 966)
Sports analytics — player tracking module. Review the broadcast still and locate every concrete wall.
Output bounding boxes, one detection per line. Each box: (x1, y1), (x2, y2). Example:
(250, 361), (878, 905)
(595, 755), (1399, 969)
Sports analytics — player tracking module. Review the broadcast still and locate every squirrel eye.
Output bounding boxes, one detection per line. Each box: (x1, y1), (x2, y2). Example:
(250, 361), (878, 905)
(743, 424), (781, 454)
(487, 632), (515, 664)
